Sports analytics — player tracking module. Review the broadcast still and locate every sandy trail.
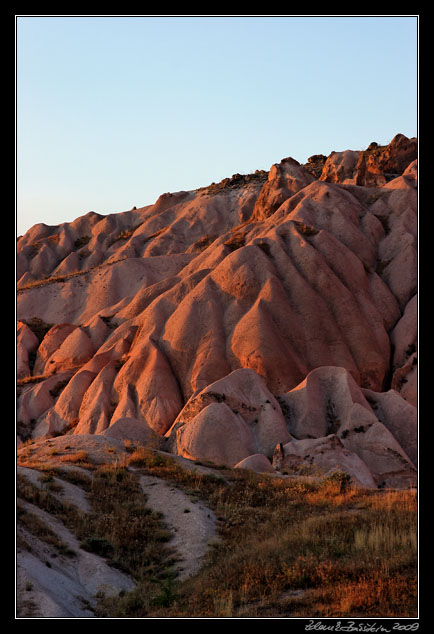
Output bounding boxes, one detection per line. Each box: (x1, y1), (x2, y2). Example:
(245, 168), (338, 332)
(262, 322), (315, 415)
(136, 472), (217, 580)
(16, 449), (219, 618)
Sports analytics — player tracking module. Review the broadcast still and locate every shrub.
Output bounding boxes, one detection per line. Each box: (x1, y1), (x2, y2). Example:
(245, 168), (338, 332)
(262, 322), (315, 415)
(80, 536), (114, 557)
(74, 235), (91, 249)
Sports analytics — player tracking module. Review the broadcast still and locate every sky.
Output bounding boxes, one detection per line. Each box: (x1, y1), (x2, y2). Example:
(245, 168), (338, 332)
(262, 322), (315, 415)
(16, 15), (418, 237)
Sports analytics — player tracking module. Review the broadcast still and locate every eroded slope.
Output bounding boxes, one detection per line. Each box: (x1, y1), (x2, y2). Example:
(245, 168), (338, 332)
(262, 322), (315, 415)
(17, 134), (417, 488)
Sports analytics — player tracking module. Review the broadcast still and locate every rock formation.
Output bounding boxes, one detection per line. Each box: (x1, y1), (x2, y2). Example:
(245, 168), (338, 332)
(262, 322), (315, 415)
(17, 134), (417, 488)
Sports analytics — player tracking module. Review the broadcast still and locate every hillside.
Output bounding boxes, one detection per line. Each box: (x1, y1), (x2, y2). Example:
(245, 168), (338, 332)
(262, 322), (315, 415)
(17, 132), (417, 489)
(16, 133), (418, 618)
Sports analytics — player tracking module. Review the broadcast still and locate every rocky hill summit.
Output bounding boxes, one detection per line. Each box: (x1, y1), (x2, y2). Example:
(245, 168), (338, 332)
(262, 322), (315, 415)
(17, 133), (418, 489)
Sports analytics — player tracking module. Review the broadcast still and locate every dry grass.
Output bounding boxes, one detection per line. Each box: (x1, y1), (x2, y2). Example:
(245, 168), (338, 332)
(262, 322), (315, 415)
(292, 220), (319, 236)
(108, 225), (142, 247)
(200, 170), (268, 196)
(20, 317), (53, 342)
(187, 234), (217, 253)
(126, 454), (417, 619)
(17, 463), (179, 617)
(58, 450), (89, 464)
(223, 231), (247, 252)
(17, 255), (130, 293)
(17, 374), (54, 386)
(17, 500), (76, 557)
(16, 444), (418, 618)
(74, 235), (91, 249)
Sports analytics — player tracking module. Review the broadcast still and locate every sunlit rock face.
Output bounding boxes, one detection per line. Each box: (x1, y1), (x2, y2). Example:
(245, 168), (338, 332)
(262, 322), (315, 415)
(17, 134), (417, 488)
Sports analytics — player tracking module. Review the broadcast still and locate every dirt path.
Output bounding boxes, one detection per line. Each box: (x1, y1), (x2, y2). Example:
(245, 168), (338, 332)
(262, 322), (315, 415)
(17, 437), (219, 617)
(136, 472), (217, 580)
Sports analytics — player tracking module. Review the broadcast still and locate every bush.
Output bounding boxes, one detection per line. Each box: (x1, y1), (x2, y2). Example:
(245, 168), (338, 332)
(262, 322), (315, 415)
(80, 536), (114, 557)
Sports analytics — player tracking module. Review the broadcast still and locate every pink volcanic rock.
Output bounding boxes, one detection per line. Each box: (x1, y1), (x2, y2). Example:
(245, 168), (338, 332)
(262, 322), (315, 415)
(16, 135), (417, 487)
(170, 401), (257, 466)
(276, 366), (375, 440)
(95, 321), (138, 352)
(138, 191), (253, 258)
(234, 453), (275, 474)
(391, 353), (417, 407)
(33, 323), (77, 375)
(367, 272), (401, 333)
(390, 294), (417, 371)
(319, 150), (361, 184)
(362, 388), (417, 467)
(276, 366), (416, 487)
(37, 370), (96, 438)
(159, 275), (232, 400)
(378, 244), (417, 312)
(74, 361), (119, 435)
(227, 235), (386, 390)
(17, 254), (193, 325)
(111, 340), (184, 435)
(319, 135), (417, 187)
(28, 242), (60, 279)
(17, 272), (37, 289)
(252, 157), (314, 220)
(399, 355), (417, 406)
(79, 338), (131, 375)
(52, 251), (81, 276)
(82, 245), (104, 269)
(273, 179), (378, 269)
(17, 321), (39, 378)
(173, 209), (387, 393)
(102, 416), (160, 445)
(337, 403), (416, 488)
(45, 326), (94, 373)
(82, 315), (113, 351)
(17, 372), (72, 427)
(152, 190), (192, 214)
(355, 135), (417, 186)
(402, 159), (418, 182)
(303, 154), (328, 179)
(169, 368), (292, 458)
(274, 435), (377, 488)
(17, 222), (53, 248)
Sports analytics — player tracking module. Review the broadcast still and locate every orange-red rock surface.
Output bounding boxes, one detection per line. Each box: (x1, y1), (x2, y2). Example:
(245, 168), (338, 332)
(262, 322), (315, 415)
(17, 134), (417, 487)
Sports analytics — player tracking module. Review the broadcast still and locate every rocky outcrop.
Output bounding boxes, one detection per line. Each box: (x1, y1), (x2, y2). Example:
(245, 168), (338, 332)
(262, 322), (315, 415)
(275, 366), (416, 488)
(252, 157), (314, 220)
(17, 134), (417, 488)
(355, 135), (418, 186)
(17, 321), (39, 379)
(319, 135), (417, 187)
(273, 434), (378, 489)
(166, 369), (292, 464)
(234, 453), (275, 474)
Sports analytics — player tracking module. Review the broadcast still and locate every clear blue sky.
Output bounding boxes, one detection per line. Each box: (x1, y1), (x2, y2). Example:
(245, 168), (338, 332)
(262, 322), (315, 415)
(16, 15), (418, 236)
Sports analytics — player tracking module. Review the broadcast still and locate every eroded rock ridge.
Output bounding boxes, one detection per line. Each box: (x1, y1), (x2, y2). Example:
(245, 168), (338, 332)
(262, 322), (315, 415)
(17, 134), (418, 488)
